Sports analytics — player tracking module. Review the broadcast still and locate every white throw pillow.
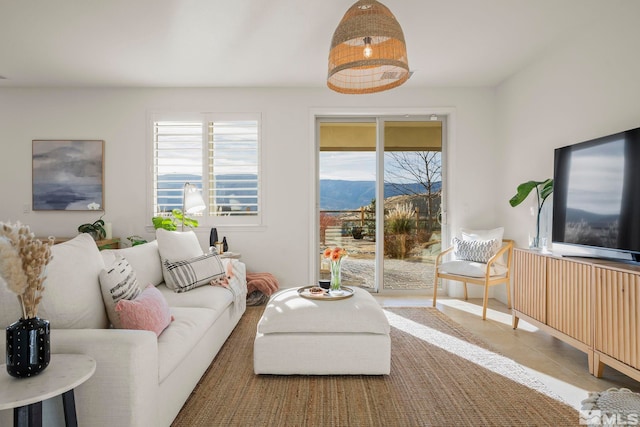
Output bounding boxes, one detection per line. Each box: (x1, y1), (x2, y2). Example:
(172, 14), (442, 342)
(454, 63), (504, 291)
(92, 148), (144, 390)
(439, 260), (508, 278)
(163, 252), (226, 292)
(38, 233), (109, 329)
(453, 237), (499, 263)
(99, 255), (142, 328)
(156, 229), (204, 286)
(460, 227), (504, 243)
(156, 229), (203, 259)
(102, 240), (164, 287)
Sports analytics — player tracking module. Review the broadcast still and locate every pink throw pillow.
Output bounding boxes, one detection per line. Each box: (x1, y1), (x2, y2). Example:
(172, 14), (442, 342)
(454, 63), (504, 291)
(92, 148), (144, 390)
(115, 285), (173, 336)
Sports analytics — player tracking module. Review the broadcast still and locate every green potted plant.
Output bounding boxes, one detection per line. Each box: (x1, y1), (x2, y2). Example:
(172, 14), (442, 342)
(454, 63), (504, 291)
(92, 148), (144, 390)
(509, 179), (553, 249)
(78, 216), (106, 240)
(351, 226), (364, 240)
(126, 235), (148, 246)
(152, 209), (199, 231)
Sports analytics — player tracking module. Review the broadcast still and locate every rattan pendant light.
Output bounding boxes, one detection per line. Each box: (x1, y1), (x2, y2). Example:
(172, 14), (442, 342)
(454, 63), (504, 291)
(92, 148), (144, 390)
(327, 0), (409, 94)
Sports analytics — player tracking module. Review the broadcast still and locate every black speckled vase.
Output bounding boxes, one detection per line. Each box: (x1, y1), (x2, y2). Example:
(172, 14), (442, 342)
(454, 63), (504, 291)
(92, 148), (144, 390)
(5, 317), (50, 378)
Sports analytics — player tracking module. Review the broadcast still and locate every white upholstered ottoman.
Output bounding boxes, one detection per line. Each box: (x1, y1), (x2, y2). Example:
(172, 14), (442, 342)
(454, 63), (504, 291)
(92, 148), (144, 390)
(254, 286), (390, 375)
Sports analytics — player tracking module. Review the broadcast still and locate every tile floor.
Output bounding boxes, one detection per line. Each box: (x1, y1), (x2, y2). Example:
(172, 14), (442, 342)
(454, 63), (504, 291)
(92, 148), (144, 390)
(374, 295), (640, 411)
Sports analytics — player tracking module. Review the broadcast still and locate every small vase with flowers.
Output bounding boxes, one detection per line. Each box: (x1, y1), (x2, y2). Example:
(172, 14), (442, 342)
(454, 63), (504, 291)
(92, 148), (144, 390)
(0, 222), (54, 378)
(323, 247), (347, 295)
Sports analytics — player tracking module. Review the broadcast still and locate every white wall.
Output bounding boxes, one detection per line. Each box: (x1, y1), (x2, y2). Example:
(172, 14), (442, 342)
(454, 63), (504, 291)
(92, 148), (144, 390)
(7, 1), (637, 298)
(495, 1), (640, 302)
(0, 86), (498, 289)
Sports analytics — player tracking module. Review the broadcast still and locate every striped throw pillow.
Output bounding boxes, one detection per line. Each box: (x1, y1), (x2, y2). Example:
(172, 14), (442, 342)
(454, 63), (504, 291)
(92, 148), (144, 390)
(163, 253), (226, 293)
(99, 255), (142, 328)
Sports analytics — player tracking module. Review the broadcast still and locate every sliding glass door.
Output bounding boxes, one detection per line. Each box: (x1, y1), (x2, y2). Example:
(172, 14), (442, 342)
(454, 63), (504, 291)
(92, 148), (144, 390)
(381, 119), (442, 291)
(318, 119), (377, 289)
(317, 116), (443, 293)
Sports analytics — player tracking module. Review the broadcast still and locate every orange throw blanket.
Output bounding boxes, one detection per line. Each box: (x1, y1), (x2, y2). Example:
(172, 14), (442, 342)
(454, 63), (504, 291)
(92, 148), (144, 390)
(246, 272), (279, 306)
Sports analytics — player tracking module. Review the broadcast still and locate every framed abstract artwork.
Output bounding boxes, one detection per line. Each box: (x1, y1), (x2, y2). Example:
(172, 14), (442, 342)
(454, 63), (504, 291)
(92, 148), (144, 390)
(32, 140), (104, 211)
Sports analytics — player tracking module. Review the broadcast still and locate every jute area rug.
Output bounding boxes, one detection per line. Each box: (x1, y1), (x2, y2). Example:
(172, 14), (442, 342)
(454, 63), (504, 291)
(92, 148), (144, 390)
(172, 306), (578, 426)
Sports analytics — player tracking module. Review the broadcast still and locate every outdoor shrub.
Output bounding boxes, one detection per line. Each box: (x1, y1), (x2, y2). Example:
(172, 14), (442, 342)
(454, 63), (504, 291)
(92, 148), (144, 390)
(386, 203), (415, 234)
(384, 233), (417, 259)
(416, 230), (432, 246)
(319, 212), (339, 244)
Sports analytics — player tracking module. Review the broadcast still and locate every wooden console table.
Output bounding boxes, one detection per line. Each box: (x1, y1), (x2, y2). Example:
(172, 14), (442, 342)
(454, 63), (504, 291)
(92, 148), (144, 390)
(94, 238), (120, 250)
(38, 237), (120, 250)
(513, 248), (640, 382)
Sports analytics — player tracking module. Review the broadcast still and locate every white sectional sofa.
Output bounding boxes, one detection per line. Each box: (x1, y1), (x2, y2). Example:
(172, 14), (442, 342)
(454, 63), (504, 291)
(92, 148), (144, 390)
(0, 232), (247, 427)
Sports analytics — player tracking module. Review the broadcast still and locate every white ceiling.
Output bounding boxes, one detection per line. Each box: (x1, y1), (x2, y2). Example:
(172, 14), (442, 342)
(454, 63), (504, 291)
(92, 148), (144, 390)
(0, 0), (627, 88)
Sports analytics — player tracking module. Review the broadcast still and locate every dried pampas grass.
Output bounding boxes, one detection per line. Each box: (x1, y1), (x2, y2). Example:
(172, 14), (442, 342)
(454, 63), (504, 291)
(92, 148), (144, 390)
(0, 222), (54, 319)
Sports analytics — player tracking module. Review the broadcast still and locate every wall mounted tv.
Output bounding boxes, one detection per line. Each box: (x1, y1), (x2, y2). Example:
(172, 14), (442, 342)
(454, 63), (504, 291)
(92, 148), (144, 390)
(552, 126), (640, 262)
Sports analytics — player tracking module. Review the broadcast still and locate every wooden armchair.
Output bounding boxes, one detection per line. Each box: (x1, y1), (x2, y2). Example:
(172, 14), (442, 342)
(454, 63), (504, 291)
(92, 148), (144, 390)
(432, 239), (514, 320)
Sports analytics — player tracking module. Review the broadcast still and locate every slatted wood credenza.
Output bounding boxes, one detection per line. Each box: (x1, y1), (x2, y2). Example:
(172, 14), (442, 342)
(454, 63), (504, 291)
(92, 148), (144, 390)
(513, 248), (640, 381)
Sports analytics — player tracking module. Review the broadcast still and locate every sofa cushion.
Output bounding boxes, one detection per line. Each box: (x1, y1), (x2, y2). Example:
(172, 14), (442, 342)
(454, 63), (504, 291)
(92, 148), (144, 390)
(0, 276), (23, 328)
(157, 306), (217, 382)
(102, 240), (164, 287)
(115, 285), (173, 337)
(99, 254), (142, 328)
(157, 283), (233, 314)
(163, 253), (226, 293)
(38, 233), (109, 329)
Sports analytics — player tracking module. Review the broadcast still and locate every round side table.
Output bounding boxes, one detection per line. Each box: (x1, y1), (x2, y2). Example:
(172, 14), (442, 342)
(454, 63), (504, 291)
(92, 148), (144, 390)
(0, 354), (96, 427)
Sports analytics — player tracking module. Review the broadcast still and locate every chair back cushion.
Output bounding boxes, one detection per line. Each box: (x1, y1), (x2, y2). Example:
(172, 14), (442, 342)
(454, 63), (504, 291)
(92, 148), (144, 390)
(458, 227), (505, 264)
(460, 227), (504, 242)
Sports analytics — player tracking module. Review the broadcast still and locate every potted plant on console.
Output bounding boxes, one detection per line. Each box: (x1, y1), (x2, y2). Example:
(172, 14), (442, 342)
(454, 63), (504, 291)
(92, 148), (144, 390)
(152, 209), (199, 231)
(509, 178), (553, 250)
(153, 182), (206, 231)
(78, 215), (106, 240)
(0, 222), (54, 377)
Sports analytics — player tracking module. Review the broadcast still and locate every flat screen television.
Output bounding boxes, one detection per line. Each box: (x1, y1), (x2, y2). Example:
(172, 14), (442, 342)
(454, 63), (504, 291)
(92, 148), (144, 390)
(552, 126), (640, 262)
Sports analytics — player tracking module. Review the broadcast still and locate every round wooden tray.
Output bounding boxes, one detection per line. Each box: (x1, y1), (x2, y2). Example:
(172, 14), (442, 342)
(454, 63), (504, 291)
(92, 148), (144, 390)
(297, 285), (354, 301)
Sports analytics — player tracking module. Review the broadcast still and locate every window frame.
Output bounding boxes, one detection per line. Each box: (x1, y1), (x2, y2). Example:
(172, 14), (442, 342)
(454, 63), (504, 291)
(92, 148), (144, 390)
(147, 111), (264, 229)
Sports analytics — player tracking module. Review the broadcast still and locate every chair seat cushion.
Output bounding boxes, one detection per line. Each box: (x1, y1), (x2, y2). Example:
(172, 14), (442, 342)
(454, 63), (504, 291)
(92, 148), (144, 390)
(439, 260), (507, 278)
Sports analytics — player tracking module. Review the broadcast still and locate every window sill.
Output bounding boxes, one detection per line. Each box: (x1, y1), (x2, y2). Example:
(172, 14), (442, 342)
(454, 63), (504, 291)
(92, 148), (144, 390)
(145, 224), (267, 234)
